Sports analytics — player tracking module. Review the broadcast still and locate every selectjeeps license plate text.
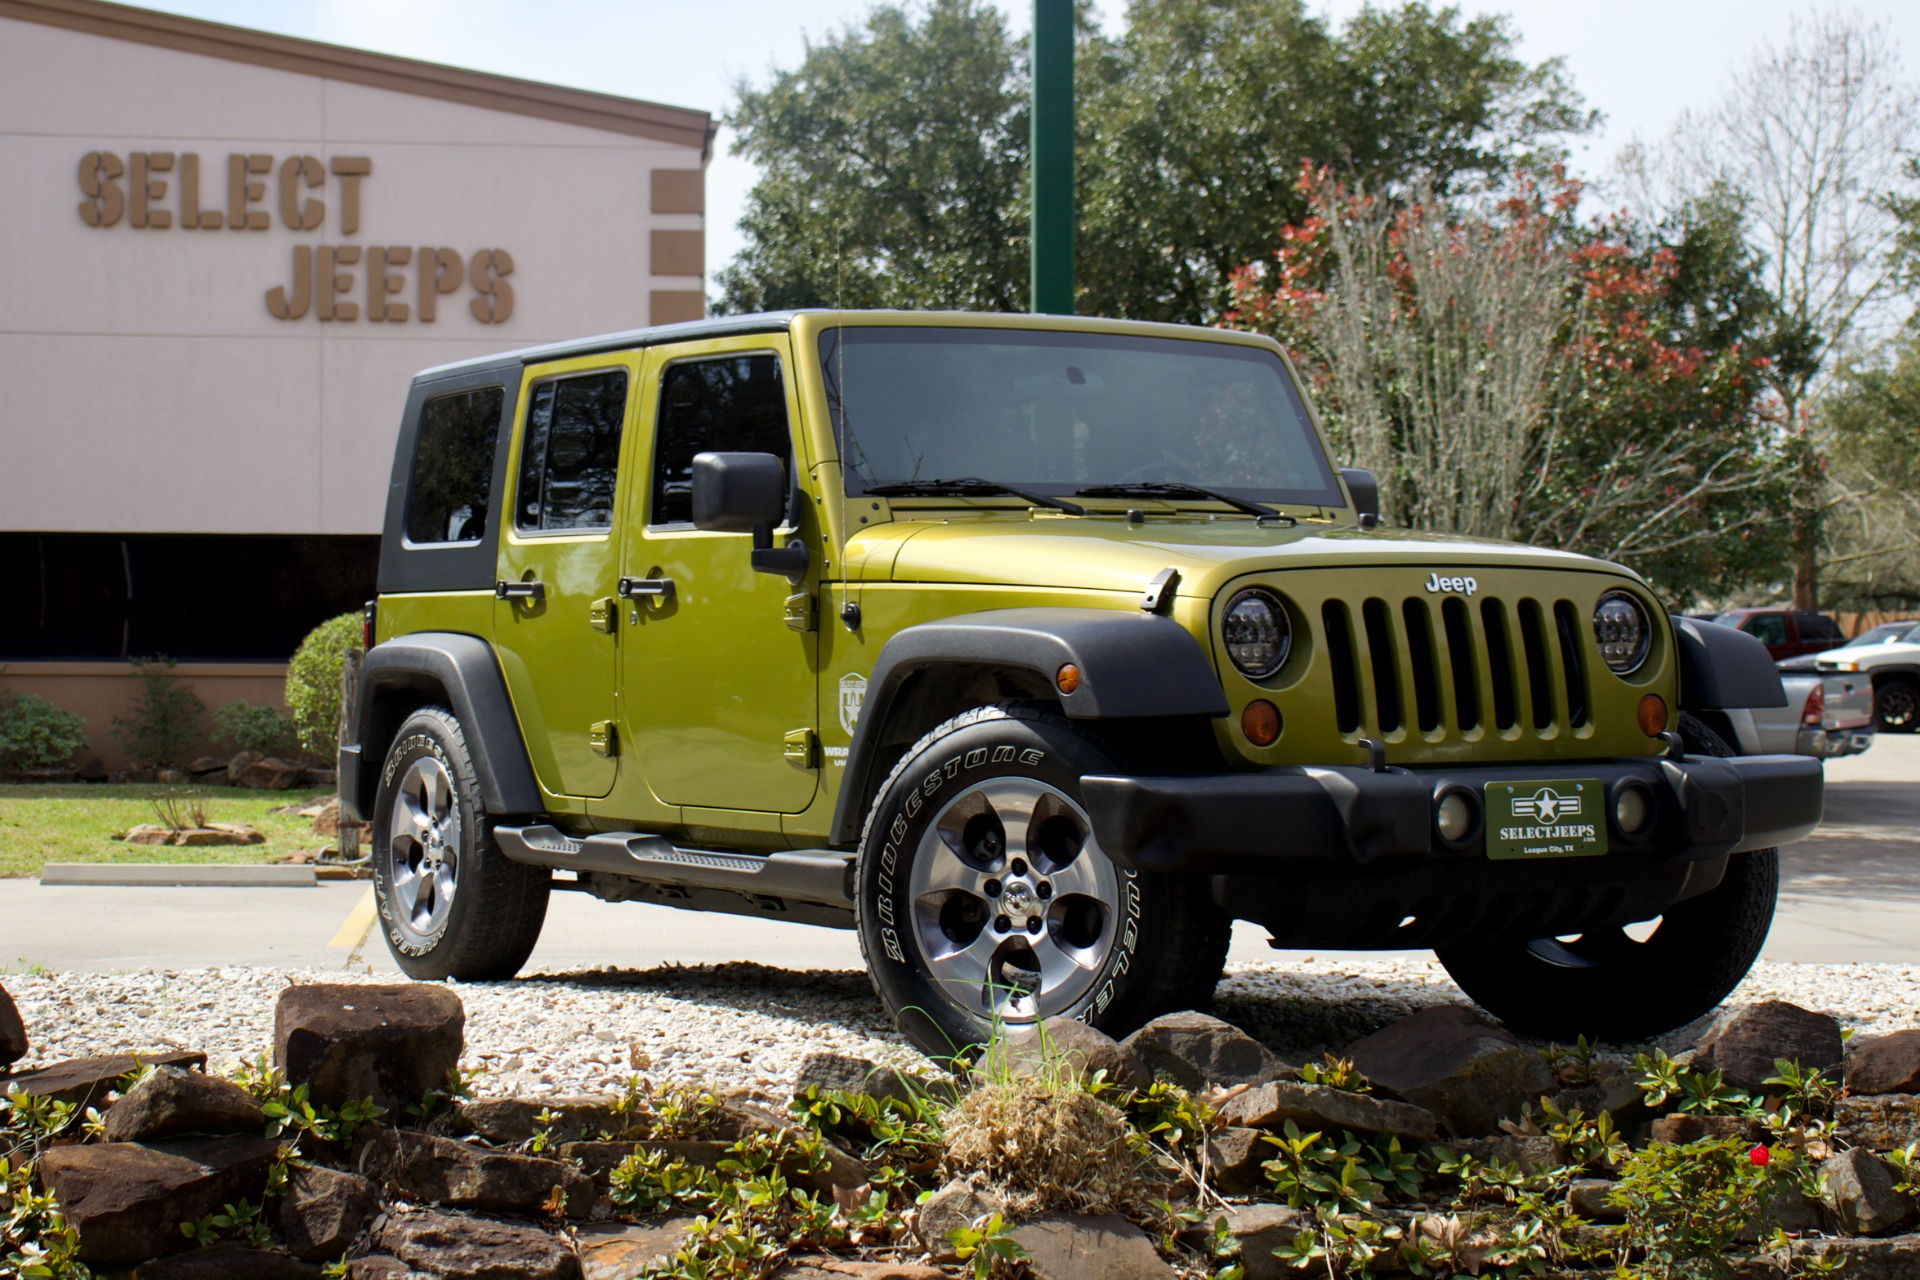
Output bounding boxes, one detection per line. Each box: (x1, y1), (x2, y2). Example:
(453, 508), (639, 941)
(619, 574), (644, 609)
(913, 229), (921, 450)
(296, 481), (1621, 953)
(1483, 779), (1608, 860)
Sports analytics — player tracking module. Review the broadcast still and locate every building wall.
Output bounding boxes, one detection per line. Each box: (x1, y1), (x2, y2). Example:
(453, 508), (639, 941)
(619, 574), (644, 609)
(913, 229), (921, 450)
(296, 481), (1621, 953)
(3, 662), (290, 771)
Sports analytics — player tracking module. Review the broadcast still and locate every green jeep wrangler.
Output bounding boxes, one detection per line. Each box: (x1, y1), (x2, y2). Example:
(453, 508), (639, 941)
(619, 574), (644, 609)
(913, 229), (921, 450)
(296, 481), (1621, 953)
(340, 310), (1823, 1056)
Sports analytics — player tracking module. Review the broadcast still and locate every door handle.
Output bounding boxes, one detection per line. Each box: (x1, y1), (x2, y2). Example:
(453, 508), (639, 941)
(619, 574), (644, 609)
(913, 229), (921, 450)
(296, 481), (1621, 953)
(618, 577), (676, 603)
(495, 580), (545, 602)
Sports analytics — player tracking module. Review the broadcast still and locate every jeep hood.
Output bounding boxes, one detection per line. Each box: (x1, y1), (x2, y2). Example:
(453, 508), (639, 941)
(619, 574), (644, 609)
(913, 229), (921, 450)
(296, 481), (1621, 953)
(850, 517), (1635, 599)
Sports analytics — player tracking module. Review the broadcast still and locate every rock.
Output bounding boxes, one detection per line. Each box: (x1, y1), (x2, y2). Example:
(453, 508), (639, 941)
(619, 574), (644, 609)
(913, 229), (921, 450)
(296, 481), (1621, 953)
(1344, 1006), (1555, 1136)
(979, 1018), (1146, 1090)
(795, 1051), (928, 1109)
(361, 1129), (592, 1217)
(310, 768), (338, 786)
(347, 1259), (436, 1280)
(6, 1050), (206, 1111)
(1848, 1031), (1920, 1097)
(177, 825), (265, 846)
(233, 755), (309, 790)
(275, 982), (464, 1115)
(1216, 1080), (1437, 1141)
(225, 751), (263, 784)
(156, 768), (193, 784)
(314, 797), (343, 838)
(1208, 1204), (1313, 1280)
(1691, 1001), (1844, 1093)
(103, 1064), (266, 1141)
(776, 1258), (950, 1280)
(1820, 1148), (1917, 1236)
(1569, 1178), (1624, 1221)
(36, 1135), (282, 1266)
(1794, 1235), (1920, 1280)
(577, 1218), (701, 1280)
(77, 755), (109, 782)
(1204, 1127), (1271, 1195)
(1441, 1134), (1562, 1172)
(1649, 1113), (1769, 1146)
(915, 1180), (1006, 1259)
(560, 1138), (732, 1182)
(456, 1095), (629, 1145)
(0, 983), (25, 1067)
(1836, 1096), (1920, 1152)
(276, 1163), (380, 1262)
(1553, 1068), (1654, 1127)
(1119, 1012), (1289, 1092)
(187, 756), (231, 775)
(133, 1245), (325, 1278)
(375, 1211), (581, 1280)
(1009, 1213), (1178, 1280)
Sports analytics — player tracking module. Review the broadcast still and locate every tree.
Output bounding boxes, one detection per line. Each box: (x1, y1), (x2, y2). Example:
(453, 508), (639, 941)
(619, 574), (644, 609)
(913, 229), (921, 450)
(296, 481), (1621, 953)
(1817, 337), (1920, 609)
(1622, 12), (1920, 608)
(716, 0), (1592, 320)
(1224, 170), (1789, 604)
(714, 0), (1029, 313)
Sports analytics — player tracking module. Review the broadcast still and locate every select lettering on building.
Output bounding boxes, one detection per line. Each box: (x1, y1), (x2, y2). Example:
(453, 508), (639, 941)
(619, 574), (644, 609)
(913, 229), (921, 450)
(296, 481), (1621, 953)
(75, 150), (514, 323)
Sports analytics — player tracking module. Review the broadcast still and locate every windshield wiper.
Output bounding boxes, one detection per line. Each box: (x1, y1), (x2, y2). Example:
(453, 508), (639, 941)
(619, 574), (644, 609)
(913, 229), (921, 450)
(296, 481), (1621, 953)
(1075, 481), (1296, 524)
(867, 477), (1087, 515)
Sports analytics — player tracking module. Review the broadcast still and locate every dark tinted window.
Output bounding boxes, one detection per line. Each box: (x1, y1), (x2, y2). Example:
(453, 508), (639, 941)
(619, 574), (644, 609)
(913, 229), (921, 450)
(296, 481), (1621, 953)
(1744, 614), (1788, 646)
(1796, 613), (1842, 640)
(651, 355), (791, 526)
(515, 371), (628, 533)
(405, 387), (504, 544)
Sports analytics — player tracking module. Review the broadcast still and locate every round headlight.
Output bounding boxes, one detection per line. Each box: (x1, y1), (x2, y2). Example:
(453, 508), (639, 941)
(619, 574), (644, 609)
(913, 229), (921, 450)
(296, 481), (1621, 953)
(1224, 588), (1291, 679)
(1592, 589), (1652, 674)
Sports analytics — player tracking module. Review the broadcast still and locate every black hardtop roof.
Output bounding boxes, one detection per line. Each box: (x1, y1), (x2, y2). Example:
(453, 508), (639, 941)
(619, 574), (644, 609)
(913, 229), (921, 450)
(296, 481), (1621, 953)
(414, 312), (802, 381)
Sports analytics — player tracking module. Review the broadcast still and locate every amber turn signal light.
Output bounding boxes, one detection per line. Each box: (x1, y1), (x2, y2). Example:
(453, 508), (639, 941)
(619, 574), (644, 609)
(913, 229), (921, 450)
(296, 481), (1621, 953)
(1055, 663), (1081, 695)
(1241, 699), (1281, 746)
(1637, 693), (1669, 737)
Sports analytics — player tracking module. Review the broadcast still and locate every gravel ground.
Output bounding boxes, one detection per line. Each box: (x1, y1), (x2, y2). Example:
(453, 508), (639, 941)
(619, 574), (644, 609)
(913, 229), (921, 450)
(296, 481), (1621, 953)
(7, 959), (1918, 1100)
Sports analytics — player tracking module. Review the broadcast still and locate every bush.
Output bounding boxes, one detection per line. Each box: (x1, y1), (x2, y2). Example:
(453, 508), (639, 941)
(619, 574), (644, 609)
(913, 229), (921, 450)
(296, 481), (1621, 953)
(212, 699), (299, 757)
(287, 612), (363, 760)
(0, 694), (89, 772)
(112, 655), (206, 768)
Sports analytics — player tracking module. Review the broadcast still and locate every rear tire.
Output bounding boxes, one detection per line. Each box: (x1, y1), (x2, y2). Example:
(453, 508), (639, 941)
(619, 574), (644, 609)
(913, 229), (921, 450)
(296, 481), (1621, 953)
(854, 705), (1230, 1059)
(1874, 676), (1918, 733)
(1434, 713), (1776, 1041)
(371, 706), (550, 980)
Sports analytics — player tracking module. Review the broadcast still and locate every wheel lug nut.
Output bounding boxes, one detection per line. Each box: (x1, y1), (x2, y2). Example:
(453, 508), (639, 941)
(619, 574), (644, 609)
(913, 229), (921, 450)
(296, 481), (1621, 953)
(1010, 859), (1028, 876)
(995, 916), (1012, 933)
(984, 878), (1002, 897)
(1025, 918), (1042, 934)
(1036, 882), (1052, 899)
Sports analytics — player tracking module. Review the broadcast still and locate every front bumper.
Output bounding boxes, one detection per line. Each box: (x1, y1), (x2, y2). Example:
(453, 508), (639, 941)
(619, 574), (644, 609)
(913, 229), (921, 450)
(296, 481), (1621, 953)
(1081, 752), (1823, 875)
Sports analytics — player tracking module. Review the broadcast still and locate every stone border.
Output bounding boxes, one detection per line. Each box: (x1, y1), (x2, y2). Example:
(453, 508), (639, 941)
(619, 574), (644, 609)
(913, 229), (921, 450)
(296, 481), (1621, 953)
(39, 863), (318, 887)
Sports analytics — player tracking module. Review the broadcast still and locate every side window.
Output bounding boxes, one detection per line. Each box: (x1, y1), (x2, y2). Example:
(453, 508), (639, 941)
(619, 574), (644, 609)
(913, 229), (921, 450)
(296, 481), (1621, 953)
(1797, 613), (1842, 641)
(1745, 614), (1788, 646)
(405, 386), (504, 545)
(651, 354), (792, 526)
(515, 370), (628, 534)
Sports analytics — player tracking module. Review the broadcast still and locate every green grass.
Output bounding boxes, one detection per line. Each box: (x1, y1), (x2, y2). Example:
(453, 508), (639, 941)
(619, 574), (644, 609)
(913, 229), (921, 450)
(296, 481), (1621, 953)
(0, 784), (335, 878)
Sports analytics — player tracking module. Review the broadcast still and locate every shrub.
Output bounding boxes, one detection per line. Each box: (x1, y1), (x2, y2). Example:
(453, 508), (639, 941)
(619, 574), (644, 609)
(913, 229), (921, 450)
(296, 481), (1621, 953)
(0, 694), (88, 772)
(111, 655), (206, 768)
(287, 612), (363, 760)
(212, 699), (298, 757)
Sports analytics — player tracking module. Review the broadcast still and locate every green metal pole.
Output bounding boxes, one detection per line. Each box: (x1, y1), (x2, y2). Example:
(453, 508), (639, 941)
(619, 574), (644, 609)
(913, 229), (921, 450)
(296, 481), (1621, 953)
(1030, 0), (1074, 314)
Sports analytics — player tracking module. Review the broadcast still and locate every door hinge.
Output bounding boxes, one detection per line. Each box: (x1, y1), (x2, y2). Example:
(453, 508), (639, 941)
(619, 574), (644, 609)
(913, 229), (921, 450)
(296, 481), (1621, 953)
(589, 720), (618, 757)
(783, 727), (817, 768)
(783, 590), (816, 633)
(589, 597), (618, 633)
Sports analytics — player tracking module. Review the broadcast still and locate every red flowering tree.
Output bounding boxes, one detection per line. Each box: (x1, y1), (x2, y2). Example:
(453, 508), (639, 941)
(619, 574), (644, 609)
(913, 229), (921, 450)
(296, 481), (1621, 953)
(1224, 166), (1790, 603)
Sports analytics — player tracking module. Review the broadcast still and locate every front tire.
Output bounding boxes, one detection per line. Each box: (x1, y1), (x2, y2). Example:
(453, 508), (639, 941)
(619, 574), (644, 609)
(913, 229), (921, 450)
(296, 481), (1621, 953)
(372, 706), (550, 980)
(854, 706), (1229, 1059)
(1434, 713), (1777, 1042)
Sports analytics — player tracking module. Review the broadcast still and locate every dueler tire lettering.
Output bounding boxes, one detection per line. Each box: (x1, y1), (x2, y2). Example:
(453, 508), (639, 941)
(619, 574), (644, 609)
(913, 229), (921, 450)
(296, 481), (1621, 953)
(853, 704), (1229, 1058)
(370, 705), (550, 981)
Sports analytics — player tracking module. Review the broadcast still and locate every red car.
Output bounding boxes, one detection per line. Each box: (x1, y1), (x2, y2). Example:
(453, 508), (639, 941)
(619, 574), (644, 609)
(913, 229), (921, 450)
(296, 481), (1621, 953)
(1709, 608), (1848, 661)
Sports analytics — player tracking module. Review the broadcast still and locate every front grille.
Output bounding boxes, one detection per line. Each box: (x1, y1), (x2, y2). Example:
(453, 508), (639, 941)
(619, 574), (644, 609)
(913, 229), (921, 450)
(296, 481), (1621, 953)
(1322, 594), (1591, 743)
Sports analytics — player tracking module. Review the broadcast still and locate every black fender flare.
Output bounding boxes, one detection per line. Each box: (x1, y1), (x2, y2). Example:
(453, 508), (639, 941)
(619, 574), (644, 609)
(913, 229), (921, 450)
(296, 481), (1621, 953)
(829, 607), (1228, 845)
(1670, 615), (1787, 710)
(341, 632), (542, 822)
(1867, 664), (1920, 684)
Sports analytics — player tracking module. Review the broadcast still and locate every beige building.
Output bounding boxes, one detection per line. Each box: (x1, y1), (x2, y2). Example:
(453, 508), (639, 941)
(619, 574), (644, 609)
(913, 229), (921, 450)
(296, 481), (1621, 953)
(0, 0), (713, 766)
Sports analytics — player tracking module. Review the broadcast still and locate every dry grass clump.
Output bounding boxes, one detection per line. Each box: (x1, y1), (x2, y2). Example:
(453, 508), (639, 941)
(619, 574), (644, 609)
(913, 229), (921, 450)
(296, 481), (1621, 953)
(941, 1079), (1144, 1214)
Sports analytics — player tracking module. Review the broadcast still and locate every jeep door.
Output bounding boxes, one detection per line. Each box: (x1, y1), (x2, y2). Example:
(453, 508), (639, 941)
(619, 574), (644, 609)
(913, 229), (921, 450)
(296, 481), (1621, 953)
(491, 354), (639, 804)
(616, 339), (819, 815)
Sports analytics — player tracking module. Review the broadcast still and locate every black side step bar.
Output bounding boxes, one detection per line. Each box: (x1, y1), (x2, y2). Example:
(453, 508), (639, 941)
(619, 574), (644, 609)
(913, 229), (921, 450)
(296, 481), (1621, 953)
(494, 825), (855, 908)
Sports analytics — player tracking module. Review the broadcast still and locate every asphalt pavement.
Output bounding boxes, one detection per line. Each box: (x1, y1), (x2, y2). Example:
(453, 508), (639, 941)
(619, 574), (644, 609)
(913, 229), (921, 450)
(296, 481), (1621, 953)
(4, 737), (1915, 976)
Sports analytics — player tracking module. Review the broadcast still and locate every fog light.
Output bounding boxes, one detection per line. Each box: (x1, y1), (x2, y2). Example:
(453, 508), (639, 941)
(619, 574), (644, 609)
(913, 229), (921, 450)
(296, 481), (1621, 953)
(1436, 792), (1475, 844)
(1614, 785), (1653, 836)
(1637, 694), (1669, 737)
(1241, 699), (1281, 746)
(1055, 663), (1081, 694)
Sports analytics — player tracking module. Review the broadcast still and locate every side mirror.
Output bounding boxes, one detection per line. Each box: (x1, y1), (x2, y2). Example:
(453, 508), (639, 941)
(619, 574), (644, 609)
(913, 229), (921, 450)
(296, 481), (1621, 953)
(691, 451), (809, 582)
(1339, 467), (1381, 530)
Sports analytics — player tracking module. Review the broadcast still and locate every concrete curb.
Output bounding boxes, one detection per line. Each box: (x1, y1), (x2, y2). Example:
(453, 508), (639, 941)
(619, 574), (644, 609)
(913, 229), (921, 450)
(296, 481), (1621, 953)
(39, 863), (318, 887)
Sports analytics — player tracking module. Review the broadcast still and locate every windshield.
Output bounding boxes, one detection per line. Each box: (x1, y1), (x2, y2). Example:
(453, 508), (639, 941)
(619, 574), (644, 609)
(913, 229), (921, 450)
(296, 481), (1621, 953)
(819, 327), (1342, 507)
(1843, 621), (1920, 647)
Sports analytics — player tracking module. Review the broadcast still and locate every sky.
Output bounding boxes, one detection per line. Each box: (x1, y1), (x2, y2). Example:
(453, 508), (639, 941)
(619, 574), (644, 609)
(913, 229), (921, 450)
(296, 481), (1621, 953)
(128, 0), (1920, 292)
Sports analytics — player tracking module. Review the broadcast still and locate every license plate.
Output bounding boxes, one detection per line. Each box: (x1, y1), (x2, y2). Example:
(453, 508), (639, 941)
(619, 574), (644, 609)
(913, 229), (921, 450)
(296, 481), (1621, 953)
(1484, 779), (1608, 860)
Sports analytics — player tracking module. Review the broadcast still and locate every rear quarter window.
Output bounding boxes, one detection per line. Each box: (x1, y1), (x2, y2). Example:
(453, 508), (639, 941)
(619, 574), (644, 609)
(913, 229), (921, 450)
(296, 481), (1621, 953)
(405, 386), (506, 544)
